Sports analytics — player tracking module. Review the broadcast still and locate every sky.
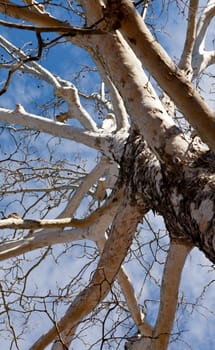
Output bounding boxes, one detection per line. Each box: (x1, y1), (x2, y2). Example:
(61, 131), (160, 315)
(0, 1), (215, 349)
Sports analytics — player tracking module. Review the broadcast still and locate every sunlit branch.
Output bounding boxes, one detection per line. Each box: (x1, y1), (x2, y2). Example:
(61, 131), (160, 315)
(29, 198), (142, 350)
(55, 85), (98, 131)
(152, 241), (192, 350)
(29, 158), (111, 244)
(50, 195), (142, 349)
(23, 59), (61, 89)
(100, 80), (105, 100)
(60, 158), (110, 217)
(0, 186), (124, 260)
(0, 188), (124, 231)
(196, 0), (215, 48)
(55, 233), (153, 349)
(141, 0), (149, 20)
(91, 53), (130, 131)
(117, 266), (153, 336)
(22, 0), (47, 15)
(0, 218), (114, 262)
(79, 90), (113, 112)
(87, 31), (191, 162)
(0, 18), (104, 35)
(0, 228), (84, 261)
(103, 75), (130, 130)
(0, 35), (99, 131)
(0, 0), (65, 26)
(0, 217), (95, 230)
(179, 0), (198, 76)
(108, 0), (215, 152)
(0, 184), (78, 195)
(96, 234), (152, 337)
(192, 0), (215, 76)
(0, 31), (45, 95)
(0, 34), (61, 87)
(0, 107), (116, 156)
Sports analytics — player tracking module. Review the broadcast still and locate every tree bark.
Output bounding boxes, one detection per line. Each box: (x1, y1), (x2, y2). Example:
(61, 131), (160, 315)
(119, 131), (215, 263)
(106, 0), (215, 152)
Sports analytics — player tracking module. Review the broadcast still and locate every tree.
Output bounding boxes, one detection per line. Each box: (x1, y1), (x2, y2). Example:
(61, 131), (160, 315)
(0, 0), (214, 349)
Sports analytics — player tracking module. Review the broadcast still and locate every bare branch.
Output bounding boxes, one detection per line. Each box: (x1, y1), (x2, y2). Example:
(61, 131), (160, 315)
(0, 2), (214, 349)
(0, 35), (62, 87)
(0, 35), (101, 132)
(0, 186), (124, 260)
(30, 197), (143, 350)
(50, 215), (152, 348)
(196, 0), (215, 49)
(179, 0), (199, 76)
(107, 0), (215, 152)
(0, 31), (44, 95)
(152, 241), (192, 350)
(22, 0), (47, 14)
(0, 34), (62, 89)
(55, 85), (98, 131)
(0, 107), (117, 157)
(0, 229), (84, 261)
(87, 33), (191, 163)
(60, 158), (110, 217)
(117, 266), (153, 337)
(92, 57), (130, 130)
(0, 0), (64, 26)
(0, 188), (124, 231)
(0, 18), (104, 35)
(102, 76), (130, 130)
(192, 0), (215, 76)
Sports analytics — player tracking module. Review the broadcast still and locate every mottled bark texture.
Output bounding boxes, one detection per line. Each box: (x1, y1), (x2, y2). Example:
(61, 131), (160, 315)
(119, 130), (215, 262)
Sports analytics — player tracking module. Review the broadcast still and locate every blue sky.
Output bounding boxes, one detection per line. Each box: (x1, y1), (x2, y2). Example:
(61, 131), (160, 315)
(0, 1), (215, 349)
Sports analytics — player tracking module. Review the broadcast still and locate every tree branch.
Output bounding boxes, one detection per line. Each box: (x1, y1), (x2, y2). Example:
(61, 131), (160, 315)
(179, 0), (198, 76)
(0, 186), (124, 260)
(27, 158), (110, 248)
(0, 18), (104, 35)
(152, 241), (192, 350)
(55, 84), (98, 131)
(0, 0), (78, 28)
(29, 198), (143, 350)
(91, 55), (130, 131)
(0, 187), (124, 231)
(60, 158), (110, 217)
(0, 33), (63, 89)
(88, 31), (191, 162)
(0, 31), (44, 95)
(192, 0), (215, 76)
(196, 0), (215, 50)
(109, 0), (215, 152)
(0, 107), (117, 156)
(0, 35), (101, 131)
(0, 228), (84, 261)
(50, 222), (152, 349)
(117, 266), (153, 337)
(22, 0), (47, 14)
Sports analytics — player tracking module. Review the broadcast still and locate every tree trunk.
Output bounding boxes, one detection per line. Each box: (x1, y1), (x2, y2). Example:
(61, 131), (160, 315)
(119, 131), (215, 263)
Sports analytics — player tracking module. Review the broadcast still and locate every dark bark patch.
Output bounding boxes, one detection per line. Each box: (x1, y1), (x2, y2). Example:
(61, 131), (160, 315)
(128, 37), (136, 45)
(118, 130), (215, 263)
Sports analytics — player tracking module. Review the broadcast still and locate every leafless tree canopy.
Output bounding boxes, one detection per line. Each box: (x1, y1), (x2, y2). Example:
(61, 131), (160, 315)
(0, 1), (214, 349)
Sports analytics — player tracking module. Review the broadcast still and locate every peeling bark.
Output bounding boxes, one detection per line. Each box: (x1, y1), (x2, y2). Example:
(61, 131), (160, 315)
(119, 131), (215, 262)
